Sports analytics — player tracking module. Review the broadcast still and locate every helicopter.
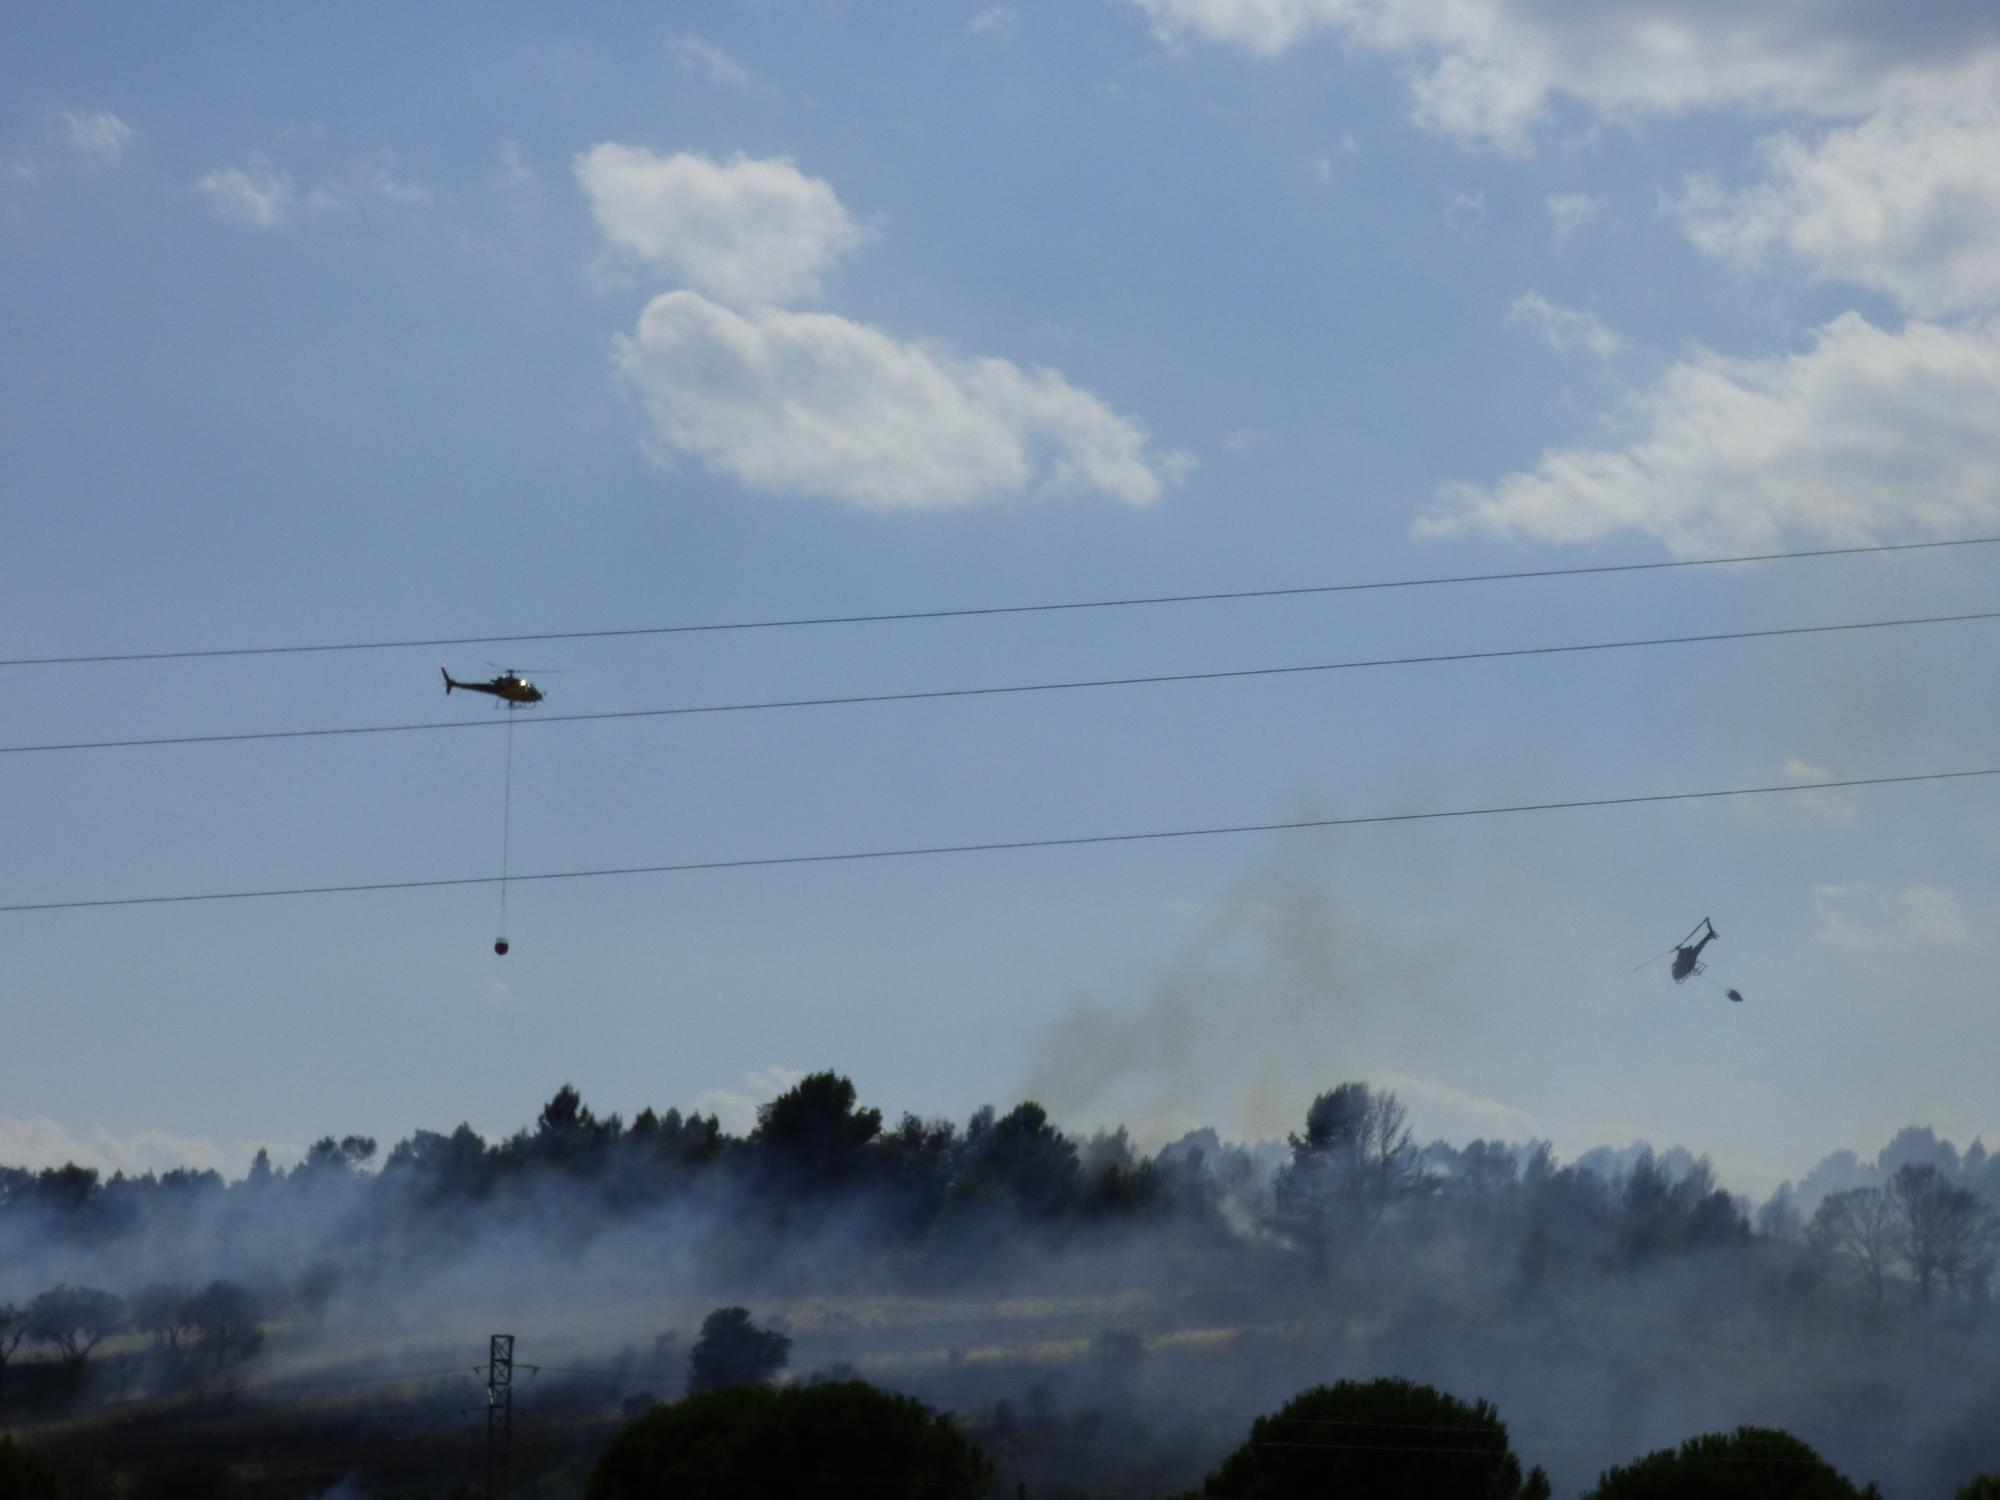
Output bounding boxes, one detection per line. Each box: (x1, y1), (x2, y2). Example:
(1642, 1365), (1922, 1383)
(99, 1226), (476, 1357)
(442, 665), (544, 706)
(1671, 917), (1719, 983)
(1634, 918), (1742, 1001)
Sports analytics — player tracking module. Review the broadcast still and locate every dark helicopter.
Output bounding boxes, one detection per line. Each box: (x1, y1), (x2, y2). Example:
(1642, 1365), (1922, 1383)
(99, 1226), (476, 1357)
(1671, 917), (1719, 983)
(442, 665), (544, 706)
(1634, 918), (1742, 1001)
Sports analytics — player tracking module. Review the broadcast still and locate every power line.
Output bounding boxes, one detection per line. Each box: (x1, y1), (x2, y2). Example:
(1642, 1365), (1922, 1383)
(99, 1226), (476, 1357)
(4, 764), (1993, 914)
(7, 606), (1997, 757)
(6, 534), (1996, 669)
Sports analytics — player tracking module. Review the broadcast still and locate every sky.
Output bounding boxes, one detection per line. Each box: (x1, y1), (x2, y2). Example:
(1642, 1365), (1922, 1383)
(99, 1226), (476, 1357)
(5, 1), (1999, 1199)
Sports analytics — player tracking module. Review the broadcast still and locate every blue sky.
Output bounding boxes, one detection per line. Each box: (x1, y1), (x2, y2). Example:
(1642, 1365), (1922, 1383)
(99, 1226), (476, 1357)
(6, 1), (1999, 1196)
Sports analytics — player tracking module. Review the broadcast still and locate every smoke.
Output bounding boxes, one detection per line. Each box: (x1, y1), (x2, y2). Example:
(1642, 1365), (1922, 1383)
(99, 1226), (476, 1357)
(4, 1075), (1999, 1497)
(1023, 826), (1465, 1147)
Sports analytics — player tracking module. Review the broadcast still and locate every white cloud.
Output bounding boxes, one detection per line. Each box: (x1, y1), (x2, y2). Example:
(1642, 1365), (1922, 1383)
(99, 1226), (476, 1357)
(494, 140), (538, 193)
(1309, 133), (1360, 181)
(576, 145), (870, 306)
(1131, 5), (2000, 311)
(1379, 1073), (1542, 1142)
(614, 291), (1187, 510)
(1814, 883), (1977, 948)
(692, 1065), (806, 1135)
(1671, 59), (2000, 318)
(969, 6), (1021, 41)
(197, 161), (295, 228)
(1547, 192), (1604, 241)
(1901, 885), (1976, 947)
(53, 110), (133, 162)
(1442, 188), (1487, 230)
(198, 151), (426, 228)
(1508, 291), (1624, 358)
(1419, 312), (2000, 554)
(0, 1116), (299, 1178)
(1125, 1), (2000, 154)
(669, 34), (752, 88)
(6, 109), (134, 190)
(1782, 757), (1856, 824)
(306, 155), (430, 214)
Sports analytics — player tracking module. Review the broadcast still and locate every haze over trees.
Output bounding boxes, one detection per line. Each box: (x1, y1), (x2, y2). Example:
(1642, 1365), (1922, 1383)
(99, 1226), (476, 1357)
(686, 1306), (791, 1394)
(3, 1069), (1999, 1493)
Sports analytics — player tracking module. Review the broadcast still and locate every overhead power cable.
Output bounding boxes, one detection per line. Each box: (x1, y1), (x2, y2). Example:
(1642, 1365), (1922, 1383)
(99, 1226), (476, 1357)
(4, 764), (1993, 914)
(5, 534), (1996, 668)
(7, 606), (1998, 758)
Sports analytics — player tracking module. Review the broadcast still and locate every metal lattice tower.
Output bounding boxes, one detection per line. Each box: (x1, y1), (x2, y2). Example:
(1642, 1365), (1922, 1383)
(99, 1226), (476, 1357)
(485, 1333), (514, 1500)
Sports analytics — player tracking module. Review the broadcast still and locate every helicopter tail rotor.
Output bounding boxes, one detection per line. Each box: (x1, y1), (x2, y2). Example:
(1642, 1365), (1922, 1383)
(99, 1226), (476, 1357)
(441, 665), (453, 695)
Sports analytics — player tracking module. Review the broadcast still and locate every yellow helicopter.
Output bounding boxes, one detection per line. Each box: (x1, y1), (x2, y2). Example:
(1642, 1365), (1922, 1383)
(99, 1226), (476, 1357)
(441, 664), (545, 706)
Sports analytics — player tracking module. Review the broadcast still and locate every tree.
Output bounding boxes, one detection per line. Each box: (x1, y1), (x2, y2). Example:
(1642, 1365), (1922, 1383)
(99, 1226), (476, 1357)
(1585, 1425), (1880, 1498)
(129, 1283), (194, 1352)
(0, 1303), (24, 1392)
(527, 1084), (613, 1171)
(183, 1280), (264, 1373)
(1182, 1377), (1548, 1499)
(1810, 1187), (1899, 1300)
(1757, 1183), (1803, 1243)
(293, 1134), (377, 1182)
(954, 1101), (1080, 1219)
(295, 1260), (340, 1327)
(589, 1381), (991, 1500)
(1956, 1479), (2000, 1500)
(383, 1123), (493, 1201)
(1891, 1162), (1991, 1303)
(25, 1285), (125, 1369)
(32, 1164), (100, 1216)
(1275, 1083), (1422, 1264)
(686, 1306), (790, 1394)
(752, 1071), (882, 1187)
(635, 1108), (724, 1172)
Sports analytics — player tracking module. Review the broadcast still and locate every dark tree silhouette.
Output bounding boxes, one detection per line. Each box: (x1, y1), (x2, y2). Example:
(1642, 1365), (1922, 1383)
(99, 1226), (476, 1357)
(955, 1101), (1080, 1219)
(1891, 1162), (1991, 1303)
(1585, 1426), (1881, 1498)
(1275, 1083), (1422, 1265)
(686, 1306), (791, 1394)
(1183, 1377), (1549, 1499)
(383, 1122), (494, 1201)
(752, 1071), (882, 1187)
(631, 1107), (724, 1171)
(292, 1134), (376, 1181)
(32, 1164), (100, 1215)
(588, 1381), (991, 1500)
(0, 1303), (24, 1393)
(182, 1281), (264, 1373)
(526, 1083), (614, 1171)
(128, 1283), (193, 1352)
(25, 1285), (125, 1369)
(294, 1260), (340, 1327)
(1810, 1186), (1899, 1301)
